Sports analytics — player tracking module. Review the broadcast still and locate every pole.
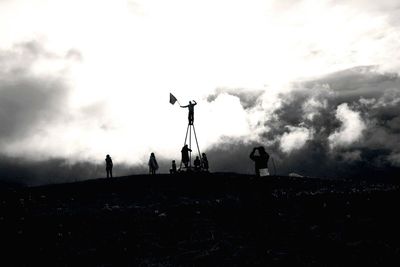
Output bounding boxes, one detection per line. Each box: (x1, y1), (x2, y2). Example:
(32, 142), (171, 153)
(192, 124), (202, 162)
(183, 123), (189, 146)
(189, 124), (192, 167)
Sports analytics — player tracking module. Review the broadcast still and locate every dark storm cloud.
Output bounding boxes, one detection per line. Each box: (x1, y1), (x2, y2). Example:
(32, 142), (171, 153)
(207, 87), (264, 109)
(0, 41), (69, 142)
(0, 76), (67, 140)
(206, 66), (400, 179)
(303, 66), (398, 101)
(0, 40), (93, 185)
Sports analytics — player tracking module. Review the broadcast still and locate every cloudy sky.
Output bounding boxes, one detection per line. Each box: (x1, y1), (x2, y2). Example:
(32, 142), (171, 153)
(1, 0), (400, 184)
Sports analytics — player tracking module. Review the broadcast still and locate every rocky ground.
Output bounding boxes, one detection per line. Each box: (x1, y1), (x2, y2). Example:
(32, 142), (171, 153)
(1, 173), (400, 266)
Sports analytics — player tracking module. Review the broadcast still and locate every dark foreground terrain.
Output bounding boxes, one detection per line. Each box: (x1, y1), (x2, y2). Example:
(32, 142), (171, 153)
(1, 173), (400, 266)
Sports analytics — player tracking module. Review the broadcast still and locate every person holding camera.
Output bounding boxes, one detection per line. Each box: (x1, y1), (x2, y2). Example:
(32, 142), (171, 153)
(249, 146), (270, 177)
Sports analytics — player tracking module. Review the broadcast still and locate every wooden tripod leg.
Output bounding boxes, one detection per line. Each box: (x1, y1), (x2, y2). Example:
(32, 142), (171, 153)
(192, 124), (202, 163)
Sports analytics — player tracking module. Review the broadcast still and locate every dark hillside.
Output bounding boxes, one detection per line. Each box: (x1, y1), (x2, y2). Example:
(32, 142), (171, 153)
(1, 173), (400, 266)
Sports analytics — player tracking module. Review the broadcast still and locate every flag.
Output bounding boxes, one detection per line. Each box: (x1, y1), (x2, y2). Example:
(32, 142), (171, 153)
(170, 93), (178, 105)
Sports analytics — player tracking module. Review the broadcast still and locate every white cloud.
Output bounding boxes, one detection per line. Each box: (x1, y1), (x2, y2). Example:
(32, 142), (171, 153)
(280, 126), (313, 153)
(302, 95), (328, 120)
(328, 103), (366, 148)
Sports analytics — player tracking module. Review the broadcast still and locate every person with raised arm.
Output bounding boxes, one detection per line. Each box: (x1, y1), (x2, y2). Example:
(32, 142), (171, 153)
(180, 100), (197, 125)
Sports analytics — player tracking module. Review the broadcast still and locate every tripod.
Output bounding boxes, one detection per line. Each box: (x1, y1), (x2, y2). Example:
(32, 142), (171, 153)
(180, 122), (202, 170)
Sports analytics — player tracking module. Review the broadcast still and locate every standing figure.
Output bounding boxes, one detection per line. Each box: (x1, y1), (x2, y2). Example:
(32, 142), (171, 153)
(180, 100), (197, 125)
(105, 154), (113, 178)
(181, 144), (192, 168)
(249, 146), (270, 177)
(194, 156), (201, 171)
(201, 153), (209, 172)
(148, 152), (159, 175)
(170, 160), (177, 174)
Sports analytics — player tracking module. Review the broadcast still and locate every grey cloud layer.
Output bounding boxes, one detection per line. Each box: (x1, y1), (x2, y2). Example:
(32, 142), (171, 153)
(206, 66), (400, 178)
(0, 41), (70, 143)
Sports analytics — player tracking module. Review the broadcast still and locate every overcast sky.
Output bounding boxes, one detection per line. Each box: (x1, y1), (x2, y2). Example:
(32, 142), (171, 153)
(1, 0), (400, 184)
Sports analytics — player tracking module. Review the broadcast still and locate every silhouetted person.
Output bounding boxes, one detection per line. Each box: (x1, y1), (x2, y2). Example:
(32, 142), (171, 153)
(181, 144), (192, 168)
(105, 154), (113, 178)
(201, 153), (209, 172)
(170, 160), (177, 174)
(180, 100), (197, 125)
(194, 156), (201, 171)
(250, 146), (270, 177)
(148, 152), (159, 175)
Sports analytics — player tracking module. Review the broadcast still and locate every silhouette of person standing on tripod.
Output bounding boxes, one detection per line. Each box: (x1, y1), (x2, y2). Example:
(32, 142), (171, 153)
(175, 97), (201, 170)
(180, 100), (197, 125)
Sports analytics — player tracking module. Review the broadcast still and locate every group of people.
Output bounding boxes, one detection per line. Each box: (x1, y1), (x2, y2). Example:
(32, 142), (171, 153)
(105, 145), (270, 178)
(103, 147), (210, 177)
(171, 147), (209, 174)
(150, 146), (209, 175)
(104, 100), (270, 178)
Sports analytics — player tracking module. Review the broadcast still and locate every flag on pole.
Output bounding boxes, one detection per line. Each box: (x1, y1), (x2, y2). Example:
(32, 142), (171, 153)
(169, 93), (178, 105)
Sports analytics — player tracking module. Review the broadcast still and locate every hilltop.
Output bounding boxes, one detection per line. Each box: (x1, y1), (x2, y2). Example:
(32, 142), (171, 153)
(1, 173), (400, 266)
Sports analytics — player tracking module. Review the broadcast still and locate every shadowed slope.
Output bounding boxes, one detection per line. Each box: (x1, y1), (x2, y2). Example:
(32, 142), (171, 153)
(1, 173), (400, 266)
